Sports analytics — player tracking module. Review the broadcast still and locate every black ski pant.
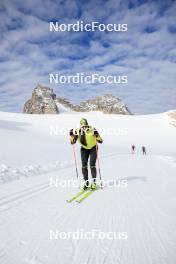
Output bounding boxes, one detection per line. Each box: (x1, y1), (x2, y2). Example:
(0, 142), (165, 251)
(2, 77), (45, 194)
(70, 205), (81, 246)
(81, 146), (97, 185)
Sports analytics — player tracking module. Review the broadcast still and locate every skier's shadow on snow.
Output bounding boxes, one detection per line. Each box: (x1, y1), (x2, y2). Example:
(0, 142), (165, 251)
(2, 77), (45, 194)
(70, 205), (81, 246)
(0, 120), (31, 132)
(108, 176), (146, 187)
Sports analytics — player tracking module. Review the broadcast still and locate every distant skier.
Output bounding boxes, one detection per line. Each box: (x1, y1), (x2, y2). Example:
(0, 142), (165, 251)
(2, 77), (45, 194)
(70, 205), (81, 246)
(142, 146), (146, 155)
(131, 145), (136, 154)
(69, 118), (103, 190)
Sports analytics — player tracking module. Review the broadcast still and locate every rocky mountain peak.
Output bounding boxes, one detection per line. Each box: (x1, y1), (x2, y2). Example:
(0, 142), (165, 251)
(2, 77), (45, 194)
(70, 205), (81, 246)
(79, 94), (131, 114)
(23, 85), (59, 114)
(23, 85), (131, 115)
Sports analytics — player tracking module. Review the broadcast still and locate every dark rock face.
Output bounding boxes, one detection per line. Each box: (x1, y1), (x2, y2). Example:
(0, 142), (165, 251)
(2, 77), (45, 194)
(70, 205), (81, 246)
(23, 85), (59, 114)
(23, 85), (131, 115)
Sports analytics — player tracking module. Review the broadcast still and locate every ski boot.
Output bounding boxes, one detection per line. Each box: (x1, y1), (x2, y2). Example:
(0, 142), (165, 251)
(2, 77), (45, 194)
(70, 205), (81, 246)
(83, 180), (89, 190)
(91, 183), (97, 190)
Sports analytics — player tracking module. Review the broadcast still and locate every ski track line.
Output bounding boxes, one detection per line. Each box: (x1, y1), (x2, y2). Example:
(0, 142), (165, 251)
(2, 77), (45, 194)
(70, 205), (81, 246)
(103, 172), (157, 264)
(0, 190), (70, 264)
(101, 212), (119, 264)
(0, 247), (6, 261)
(71, 184), (131, 264)
(2, 187), (98, 264)
(41, 203), (81, 264)
(17, 209), (48, 264)
(0, 182), (50, 201)
(98, 190), (120, 264)
(0, 170), (76, 213)
(0, 152), (118, 214)
(1, 156), (175, 264)
(0, 163), (75, 186)
(130, 178), (167, 263)
(133, 191), (154, 263)
(0, 151), (116, 186)
(125, 158), (175, 264)
(71, 189), (117, 264)
(135, 190), (169, 263)
(120, 186), (143, 264)
(56, 192), (100, 264)
(0, 237), (12, 264)
(136, 182), (175, 262)
(0, 183), (51, 212)
(86, 207), (105, 264)
(101, 189), (127, 264)
(114, 189), (133, 264)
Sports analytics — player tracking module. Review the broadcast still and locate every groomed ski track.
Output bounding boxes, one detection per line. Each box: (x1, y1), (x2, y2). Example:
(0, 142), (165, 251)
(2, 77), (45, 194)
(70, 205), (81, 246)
(0, 154), (176, 264)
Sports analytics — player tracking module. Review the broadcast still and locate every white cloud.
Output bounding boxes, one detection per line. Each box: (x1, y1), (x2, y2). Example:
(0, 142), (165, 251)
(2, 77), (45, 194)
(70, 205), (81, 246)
(0, 0), (176, 114)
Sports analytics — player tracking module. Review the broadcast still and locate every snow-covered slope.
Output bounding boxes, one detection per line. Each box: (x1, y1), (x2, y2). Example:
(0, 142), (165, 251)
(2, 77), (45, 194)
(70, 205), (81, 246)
(55, 102), (73, 113)
(0, 111), (176, 264)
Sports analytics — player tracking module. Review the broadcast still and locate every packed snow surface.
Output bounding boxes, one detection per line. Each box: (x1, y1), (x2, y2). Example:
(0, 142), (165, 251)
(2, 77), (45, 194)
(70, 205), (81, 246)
(0, 111), (176, 264)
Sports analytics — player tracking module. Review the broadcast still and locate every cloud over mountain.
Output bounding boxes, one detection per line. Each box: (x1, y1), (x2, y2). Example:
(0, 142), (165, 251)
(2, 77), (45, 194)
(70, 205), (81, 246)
(0, 0), (176, 114)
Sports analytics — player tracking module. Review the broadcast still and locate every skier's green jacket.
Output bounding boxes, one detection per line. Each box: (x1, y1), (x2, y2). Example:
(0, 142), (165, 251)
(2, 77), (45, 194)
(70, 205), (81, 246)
(70, 126), (103, 149)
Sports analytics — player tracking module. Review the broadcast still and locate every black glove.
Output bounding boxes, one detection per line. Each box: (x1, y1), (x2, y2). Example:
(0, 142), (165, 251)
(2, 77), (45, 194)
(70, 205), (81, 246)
(94, 129), (99, 136)
(69, 129), (74, 136)
(71, 138), (76, 145)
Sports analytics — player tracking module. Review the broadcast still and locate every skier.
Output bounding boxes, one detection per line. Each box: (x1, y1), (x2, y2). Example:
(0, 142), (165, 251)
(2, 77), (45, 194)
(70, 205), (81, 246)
(69, 118), (103, 190)
(131, 145), (136, 154)
(142, 146), (146, 155)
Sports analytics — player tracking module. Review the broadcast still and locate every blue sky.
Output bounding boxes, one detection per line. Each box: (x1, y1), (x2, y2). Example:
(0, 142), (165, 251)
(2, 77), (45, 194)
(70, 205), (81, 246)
(0, 0), (176, 114)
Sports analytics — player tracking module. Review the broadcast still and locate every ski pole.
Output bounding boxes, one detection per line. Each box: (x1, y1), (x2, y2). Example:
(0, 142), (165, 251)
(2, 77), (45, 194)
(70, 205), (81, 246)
(96, 144), (103, 188)
(72, 144), (79, 179)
